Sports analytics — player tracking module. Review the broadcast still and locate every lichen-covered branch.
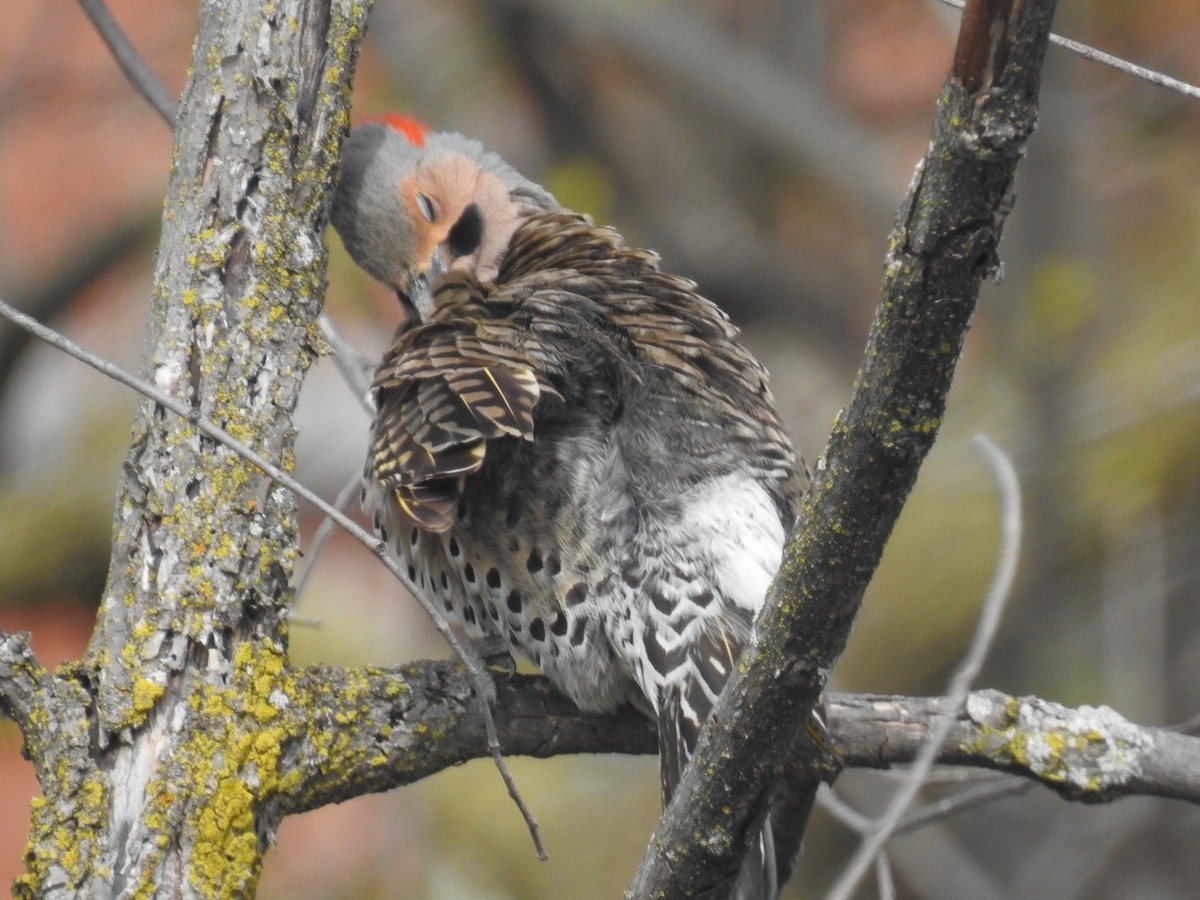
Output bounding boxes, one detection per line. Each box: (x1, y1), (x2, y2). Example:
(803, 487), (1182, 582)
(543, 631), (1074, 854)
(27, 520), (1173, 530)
(628, 1), (1061, 897)
(276, 667), (1200, 810)
(826, 691), (1200, 805)
(196, 660), (1200, 815)
(0, 633), (51, 754)
(265, 662), (657, 817)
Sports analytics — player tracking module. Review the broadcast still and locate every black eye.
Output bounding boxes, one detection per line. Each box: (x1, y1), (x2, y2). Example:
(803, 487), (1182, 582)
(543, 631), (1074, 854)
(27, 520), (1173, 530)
(415, 192), (437, 223)
(447, 203), (483, 259)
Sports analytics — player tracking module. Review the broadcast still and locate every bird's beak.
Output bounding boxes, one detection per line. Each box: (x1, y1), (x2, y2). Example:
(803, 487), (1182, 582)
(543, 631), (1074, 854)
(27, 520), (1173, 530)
(412, 247), (448, 322)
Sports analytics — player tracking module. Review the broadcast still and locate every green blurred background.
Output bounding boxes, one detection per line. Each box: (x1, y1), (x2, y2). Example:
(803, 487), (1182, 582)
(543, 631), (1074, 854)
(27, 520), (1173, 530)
(2, 0), (1199, 897)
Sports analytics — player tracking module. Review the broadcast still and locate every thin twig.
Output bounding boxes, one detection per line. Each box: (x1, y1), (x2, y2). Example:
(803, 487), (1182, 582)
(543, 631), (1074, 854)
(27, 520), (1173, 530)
(1169, 712), (1200, 736)
(818, 786), (873, 834)
(875, 853), (896, 900)
(0, 296), (547, 859)
(895, 776), (1034, 835)
(293, 471), (365, 603)
(0, 214), (156, 409)
(935, 0), (1200, 100)
(1049, 32), (1200, 100)
(74, 0), (178, 123)
(825, 435), (1022, 900)
(317, 314), (377, 412)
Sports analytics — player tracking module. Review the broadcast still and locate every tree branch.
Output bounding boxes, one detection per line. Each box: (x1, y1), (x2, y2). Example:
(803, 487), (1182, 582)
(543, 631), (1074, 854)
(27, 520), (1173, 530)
(215, 662), (1200, 812)
(628, 1), (1060, 896)
(832, 690), (1200, 805)
(74, 0), (179, 123)
(0, 632), (52, 758)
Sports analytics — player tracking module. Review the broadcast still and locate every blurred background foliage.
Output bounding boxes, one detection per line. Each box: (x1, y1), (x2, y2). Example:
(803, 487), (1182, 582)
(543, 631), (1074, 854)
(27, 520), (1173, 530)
(2, 0), (1200, 897)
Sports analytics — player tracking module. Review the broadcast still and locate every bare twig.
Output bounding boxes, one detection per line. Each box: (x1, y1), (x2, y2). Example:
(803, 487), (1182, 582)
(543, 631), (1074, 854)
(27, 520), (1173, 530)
(895, 776), (1033, 835)
(293, 471), (365, 603)
(0, 296), (547, 860)
(875, 853), (897, 900)
(820, 771), (1031, 841)
(317, 313), (376, 411)
(936, 0), (1200, 100)
(825, 435), (1021, 900)
(819, 785), (875, 834)
(1169, 712), (1200, 736)
(0, 632), (51, 746)
(74, 0), (178, 123)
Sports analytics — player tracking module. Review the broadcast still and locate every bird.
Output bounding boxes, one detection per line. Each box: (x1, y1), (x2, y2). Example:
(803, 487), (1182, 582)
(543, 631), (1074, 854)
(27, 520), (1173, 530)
(330, 113), (806, 899)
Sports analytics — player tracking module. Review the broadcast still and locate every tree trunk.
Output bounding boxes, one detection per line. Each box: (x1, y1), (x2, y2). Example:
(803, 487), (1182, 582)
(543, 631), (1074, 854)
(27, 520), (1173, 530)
(13, 1), (370, 894)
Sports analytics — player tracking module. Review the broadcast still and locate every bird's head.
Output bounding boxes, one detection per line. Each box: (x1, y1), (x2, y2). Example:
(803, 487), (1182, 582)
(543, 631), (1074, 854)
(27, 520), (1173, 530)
(331, 114), (556, 321)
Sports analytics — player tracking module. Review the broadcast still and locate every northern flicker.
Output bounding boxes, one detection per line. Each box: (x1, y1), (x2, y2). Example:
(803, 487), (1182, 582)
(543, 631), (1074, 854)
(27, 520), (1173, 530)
(331, 114), (806, 899)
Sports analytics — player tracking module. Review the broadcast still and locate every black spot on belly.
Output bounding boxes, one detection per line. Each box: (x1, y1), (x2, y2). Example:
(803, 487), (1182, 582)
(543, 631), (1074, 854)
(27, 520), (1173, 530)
(486, 567), (501, 589)
(506, 590), (523, 613)
(550, 611), (568, 637)
(529, 617), (546, 642)
(570, 617), (587, 647)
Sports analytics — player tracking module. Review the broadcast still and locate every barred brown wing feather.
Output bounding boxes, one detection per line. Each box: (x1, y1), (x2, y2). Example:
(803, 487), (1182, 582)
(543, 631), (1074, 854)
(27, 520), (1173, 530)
(444, 364), (538, 437)
(377, 432), (486, 485)
(370, 325), (541, 532)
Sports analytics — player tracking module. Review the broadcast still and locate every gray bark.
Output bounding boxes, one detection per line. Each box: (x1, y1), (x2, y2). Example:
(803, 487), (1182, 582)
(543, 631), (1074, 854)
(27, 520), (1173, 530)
(2, 0), (371, 894)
